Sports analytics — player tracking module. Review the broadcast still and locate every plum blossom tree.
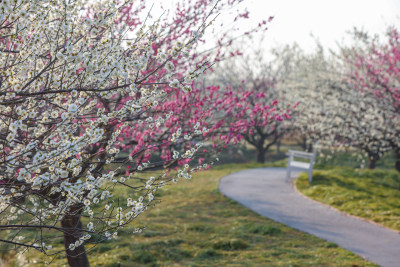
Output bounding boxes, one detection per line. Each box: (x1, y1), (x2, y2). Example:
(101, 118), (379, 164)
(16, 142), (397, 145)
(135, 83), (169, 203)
(0, 0), (278, 266)
(0, 1), (206, 265)
(335, 87), (393, 169)
(275, 42), (393, 169)
(114, 0), (272, 166)
(209, 85), (292, 163)
(344, 27), (400, 181)
(208, 40), (295, 163)
(147, 84), (288, 165)
(275, 44), (341, 149)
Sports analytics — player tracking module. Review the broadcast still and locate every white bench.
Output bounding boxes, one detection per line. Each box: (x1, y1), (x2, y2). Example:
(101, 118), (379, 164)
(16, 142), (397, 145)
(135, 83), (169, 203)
(286, 142), (318, 183)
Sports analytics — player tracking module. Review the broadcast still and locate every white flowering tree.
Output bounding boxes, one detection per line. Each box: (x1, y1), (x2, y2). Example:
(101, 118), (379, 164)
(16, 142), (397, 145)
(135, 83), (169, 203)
(0, 0), (269, 266)
(334, 87), (393, 168)
(275, 43), (393, 168)
(275, 44), (339, 148)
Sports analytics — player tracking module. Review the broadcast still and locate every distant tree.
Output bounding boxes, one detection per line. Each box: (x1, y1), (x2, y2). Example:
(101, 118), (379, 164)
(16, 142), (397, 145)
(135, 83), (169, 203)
(209, 38), (295, 163)
(276, 42), (392, 168)
(344, 27), (400, 178)
(206, 84), (291, 164)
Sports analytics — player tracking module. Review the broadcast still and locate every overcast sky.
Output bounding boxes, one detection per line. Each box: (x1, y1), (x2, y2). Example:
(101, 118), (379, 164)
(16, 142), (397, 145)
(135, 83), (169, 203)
(230, 0), (400, 52)
(147, 0), (400, 56)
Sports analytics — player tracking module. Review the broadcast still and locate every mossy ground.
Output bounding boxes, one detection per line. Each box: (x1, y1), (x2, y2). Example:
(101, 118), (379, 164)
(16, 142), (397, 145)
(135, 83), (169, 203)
(296, 167), (400, 231)
(6, 163), (377, 266)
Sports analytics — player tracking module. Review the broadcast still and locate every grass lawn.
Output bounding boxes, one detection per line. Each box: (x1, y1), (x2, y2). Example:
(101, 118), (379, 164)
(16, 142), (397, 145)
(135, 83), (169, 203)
(314, 149), (396, 170)
(296, 167), (400, 232)
(5, 163), (375, 266)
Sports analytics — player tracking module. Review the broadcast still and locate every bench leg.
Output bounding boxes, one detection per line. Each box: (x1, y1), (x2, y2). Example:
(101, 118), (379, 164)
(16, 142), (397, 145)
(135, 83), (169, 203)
(286, 168), (291, 182)
(308, 169), (313, 183)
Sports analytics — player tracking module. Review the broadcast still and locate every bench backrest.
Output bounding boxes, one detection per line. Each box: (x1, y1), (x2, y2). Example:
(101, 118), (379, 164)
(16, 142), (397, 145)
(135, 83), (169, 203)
(288, 141), (319, 166)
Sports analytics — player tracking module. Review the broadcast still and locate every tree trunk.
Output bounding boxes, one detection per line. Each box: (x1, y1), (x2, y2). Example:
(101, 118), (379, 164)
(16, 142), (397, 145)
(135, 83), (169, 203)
(394, 149), (400, 191)
(276, 141), (281, 153)
(367, 157), (377, 169)
(61, 211), (90, 267)
(301, 137), (307, 150)
(256, 148), (265, 164)
(307, 143), (313, 153)
(397, 172), (400, 191)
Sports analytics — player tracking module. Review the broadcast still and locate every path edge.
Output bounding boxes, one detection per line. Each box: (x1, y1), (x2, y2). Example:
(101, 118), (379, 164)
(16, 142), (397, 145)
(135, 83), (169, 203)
(292, 175), (400, 235)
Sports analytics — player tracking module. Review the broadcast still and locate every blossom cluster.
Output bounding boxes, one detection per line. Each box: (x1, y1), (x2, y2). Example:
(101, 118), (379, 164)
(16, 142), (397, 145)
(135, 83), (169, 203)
(0, 0), (219, 257)
(0, 1), (280, 264)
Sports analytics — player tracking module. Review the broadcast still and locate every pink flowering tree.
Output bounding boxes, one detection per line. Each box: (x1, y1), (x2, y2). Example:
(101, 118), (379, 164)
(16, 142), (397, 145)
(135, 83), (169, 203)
(142, 84), (288, 165)
(114, 0), (272, 166)
(0, 0), (279, 266)
(344, 27), (400, 181)
(208, 85), (292, 163)
(207, 41), (296, 163)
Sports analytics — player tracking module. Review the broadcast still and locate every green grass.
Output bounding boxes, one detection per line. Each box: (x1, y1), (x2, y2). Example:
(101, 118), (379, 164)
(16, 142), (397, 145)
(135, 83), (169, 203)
(314, 150), (396, 170)
(296, 167), (400, 231)
(217, 141), (397, 170)
(6, 163), (375, 266)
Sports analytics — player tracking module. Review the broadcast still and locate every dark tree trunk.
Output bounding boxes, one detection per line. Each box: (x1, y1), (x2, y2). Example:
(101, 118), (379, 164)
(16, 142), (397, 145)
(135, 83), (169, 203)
(301, 138), (307, 150)
(256, 148), (265, 164)
(368, 157), (377, 169)
(61, 210), (90, 267)
(276, 141), (281, 153)
(394, 149), (400, 190)
(307, 143), (313, 153)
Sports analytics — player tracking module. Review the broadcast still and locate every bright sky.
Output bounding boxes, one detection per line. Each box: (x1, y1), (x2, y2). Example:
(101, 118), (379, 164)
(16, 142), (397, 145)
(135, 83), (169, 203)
(233, 0), (400, 52)
(146, 0), (400, 55)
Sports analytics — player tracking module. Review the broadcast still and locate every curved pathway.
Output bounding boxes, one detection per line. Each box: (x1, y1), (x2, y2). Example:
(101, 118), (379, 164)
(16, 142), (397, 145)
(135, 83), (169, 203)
(219, 168), (400, 267)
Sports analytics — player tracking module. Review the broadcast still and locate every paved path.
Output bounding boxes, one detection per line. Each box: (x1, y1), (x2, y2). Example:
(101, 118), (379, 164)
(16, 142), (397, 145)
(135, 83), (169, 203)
(219, 168), (400, 267)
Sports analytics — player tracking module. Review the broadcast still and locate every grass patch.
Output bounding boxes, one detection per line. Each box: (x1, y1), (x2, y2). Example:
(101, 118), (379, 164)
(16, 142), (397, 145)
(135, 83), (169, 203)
(245, 224), (282, 236)
(7, 163), (376, 266)
(212, 239), (249, 250)
(296, 167), (400, 231)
